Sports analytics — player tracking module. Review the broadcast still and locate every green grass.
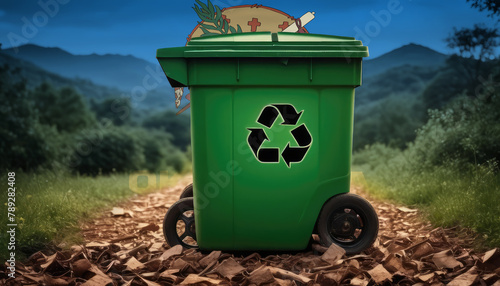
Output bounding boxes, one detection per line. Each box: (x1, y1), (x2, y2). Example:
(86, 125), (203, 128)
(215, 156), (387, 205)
(353, 145), (500, 249)
(0, 170), (181, 261)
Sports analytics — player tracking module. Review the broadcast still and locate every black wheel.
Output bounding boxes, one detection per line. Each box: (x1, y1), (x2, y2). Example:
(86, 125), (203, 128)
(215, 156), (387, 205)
(317, 193), (378, 255)
(163, 198), (198, 249)
(179, 183), (193, 199)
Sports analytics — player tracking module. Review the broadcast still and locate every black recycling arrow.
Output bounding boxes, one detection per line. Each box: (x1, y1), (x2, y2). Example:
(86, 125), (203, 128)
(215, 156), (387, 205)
(258, 148), (280, 163)
(272, 104), (303, 125)
(281, 124), (312, 167)
(247, 128), (279, 163)
(248, 103), (311, 167)
(257, 106), (279, 128)
(247, 128), (268, 155)
(291, 124), (312, 146)
(282, 143), (310, 167)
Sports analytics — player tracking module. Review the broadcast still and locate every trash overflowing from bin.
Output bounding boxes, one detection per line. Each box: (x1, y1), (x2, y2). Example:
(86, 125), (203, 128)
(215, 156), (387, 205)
(157, 32), (377, 253)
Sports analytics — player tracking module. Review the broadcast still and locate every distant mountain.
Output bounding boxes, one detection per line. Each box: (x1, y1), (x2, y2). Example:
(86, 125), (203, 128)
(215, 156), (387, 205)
(3, 43), (447, 88)
(0, 51), (121, 99)
(354, 43), (448, 109)
(0, 52), (175, 111)
(363, 43), (447, 78)
(356, 64), (438, 107)
(1, 42), (446, 113)
(2, 44), (168, 92)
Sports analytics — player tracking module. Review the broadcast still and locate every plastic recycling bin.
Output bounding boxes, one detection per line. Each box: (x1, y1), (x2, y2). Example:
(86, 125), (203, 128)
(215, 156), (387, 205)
(157, 32), (378, 254)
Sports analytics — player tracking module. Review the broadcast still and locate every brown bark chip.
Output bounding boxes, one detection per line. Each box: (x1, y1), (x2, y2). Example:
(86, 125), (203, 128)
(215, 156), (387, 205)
(383, 253), (404, 273)
(180, 274), (223, 285)
(483, 248), (499, 263)
(214, 257), (245, 279)
(109, 234), (138, 243)
(482, 273), (499, 284)
(248, 266), (276, 285)
(7, 178), (500, 286)
(81, 274), (113, 286)
(111, 207), (125, 216)
(350, 276), (370, 286)
(411, 241), (434, 259)
(43, 275), (69, 286)
(367, 264), (392, 283)
(481, 248), (500, 271)
(139, 223), (160, 233)
(448, 266), (479, 286)
(398, 207), (418, 213)
(72, 258), (92, 276)
(125, 257), (146, 271)
(432, 249), (463, 269)
(268, 266), (312, 284)
(159, 244), (183, 261)
(321, 243), (346, 265)
(148, 242), (164, 253)
(199, 250), (222, 268)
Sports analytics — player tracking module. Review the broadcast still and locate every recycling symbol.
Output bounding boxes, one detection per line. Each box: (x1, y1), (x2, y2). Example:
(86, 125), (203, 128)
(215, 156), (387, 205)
(247, 104), (312, 167)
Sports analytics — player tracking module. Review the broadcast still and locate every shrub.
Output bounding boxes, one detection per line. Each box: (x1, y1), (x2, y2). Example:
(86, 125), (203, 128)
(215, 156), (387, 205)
(353, 81), (500, 247)
(353, 95), (423, 150)
(90, 97), (131, 126)
(71, 126), (145, 175)
(413, 92), (500, 168)
(32, 83), (97, 133)
(129, 128), (188, 173)
(0, 65), (59, 171)
(142, 110), (191, 150)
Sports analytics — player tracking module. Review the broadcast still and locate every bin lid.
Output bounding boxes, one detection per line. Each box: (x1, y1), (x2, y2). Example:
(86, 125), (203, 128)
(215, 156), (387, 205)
(157, 32), (368, 58)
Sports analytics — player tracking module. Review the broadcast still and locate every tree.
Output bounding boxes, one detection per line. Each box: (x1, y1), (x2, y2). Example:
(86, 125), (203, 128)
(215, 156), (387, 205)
(32, 83), (96, 133)
(353, 95), (423, 150)
(438, 24), (500, 109)
(90, 97), (131, 126)
(71, 127), (145, 175)
(0, 65), (57, 171)
(142, 111), (191, 150)
(130, 128), (187, 173)
(414, 91), (500, 168)
(446, 25), (499, 61)
(467, 0), (500, 19)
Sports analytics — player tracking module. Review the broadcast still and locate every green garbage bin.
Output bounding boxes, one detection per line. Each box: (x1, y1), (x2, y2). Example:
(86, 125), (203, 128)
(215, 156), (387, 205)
(157, 32), (378, 254)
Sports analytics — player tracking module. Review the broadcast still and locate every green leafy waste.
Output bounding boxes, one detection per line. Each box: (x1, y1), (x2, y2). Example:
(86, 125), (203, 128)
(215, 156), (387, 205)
(193, 0), (242, 37)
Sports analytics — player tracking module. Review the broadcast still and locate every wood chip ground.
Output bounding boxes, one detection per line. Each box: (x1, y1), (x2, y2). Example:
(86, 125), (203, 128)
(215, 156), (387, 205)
(3, 175), (500, 285)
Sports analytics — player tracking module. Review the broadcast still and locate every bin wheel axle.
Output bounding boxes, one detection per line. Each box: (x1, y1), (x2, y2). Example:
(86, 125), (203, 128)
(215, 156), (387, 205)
(330, 211), (361, 239)
(179, 213), (196, 241)
(317, 193), (379, 254)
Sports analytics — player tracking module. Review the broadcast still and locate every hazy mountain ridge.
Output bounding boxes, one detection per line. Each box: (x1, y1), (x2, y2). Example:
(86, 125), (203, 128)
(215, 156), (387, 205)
(2, 44), (166, 92)
(363, 43), (448, 78)
(4, 43), (448, 85)
(0, 50), (176, 111)
(356, 64), (440, 108)
(1, 42), (448, 112)
(0, 52), (122, 101)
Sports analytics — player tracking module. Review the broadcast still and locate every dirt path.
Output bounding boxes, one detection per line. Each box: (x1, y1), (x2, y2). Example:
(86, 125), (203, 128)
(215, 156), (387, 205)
(6, 176), (500, 285)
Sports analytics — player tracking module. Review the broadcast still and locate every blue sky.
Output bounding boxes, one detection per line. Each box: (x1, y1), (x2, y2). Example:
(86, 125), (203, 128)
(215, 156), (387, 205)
(0, 0), (496, 63)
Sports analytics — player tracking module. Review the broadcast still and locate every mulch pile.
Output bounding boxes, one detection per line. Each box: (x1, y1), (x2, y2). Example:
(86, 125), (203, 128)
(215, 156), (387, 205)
(2, 177), (500, 285)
